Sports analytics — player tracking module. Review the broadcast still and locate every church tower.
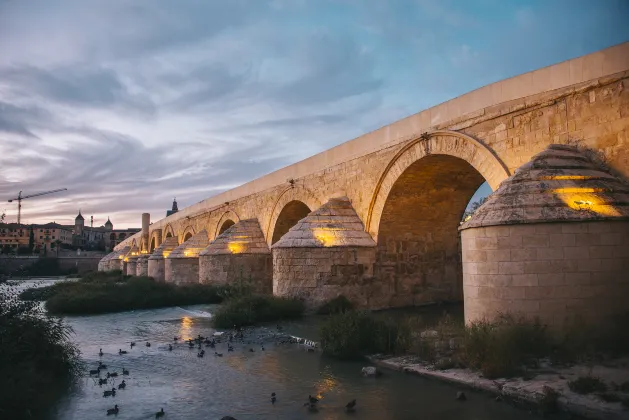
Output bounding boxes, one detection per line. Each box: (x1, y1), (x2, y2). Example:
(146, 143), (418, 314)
(75, 210), (85, 235)
(105, 217), (113, 231)
(166, 198), (179, 217)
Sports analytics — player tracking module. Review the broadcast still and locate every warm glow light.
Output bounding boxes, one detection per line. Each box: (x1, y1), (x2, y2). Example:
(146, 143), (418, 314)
(227, 242), (245, 254)
(540, 175), (594, 180)
(179, 316), (193, 340)
(163, 251), (171, 258)
(312, 228), (336, 247)
(552, 188), (620, 217)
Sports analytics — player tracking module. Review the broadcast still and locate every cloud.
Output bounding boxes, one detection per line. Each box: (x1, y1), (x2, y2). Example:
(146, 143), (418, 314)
(0, 0), (627, 228)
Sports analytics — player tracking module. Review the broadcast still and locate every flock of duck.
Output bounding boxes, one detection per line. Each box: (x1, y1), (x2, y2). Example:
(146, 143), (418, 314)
(91, 326), (356, 417)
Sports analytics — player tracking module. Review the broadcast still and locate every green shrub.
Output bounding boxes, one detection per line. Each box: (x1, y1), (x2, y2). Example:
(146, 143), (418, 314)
(42, 276), (240, 315)
(568, 376), (607, 395)
(316, 295), (354, 315)
(462, 313), (550, 379)
(211, 295), (304, 329)
(319, 311), (409, 360)
(0, 288), (82, 419)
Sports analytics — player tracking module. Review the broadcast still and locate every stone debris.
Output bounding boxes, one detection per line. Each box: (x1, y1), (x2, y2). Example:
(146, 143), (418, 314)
(361, 366), (381, 377)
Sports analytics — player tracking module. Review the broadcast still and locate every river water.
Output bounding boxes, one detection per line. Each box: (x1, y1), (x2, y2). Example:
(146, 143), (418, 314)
(8, 279), (546, 420)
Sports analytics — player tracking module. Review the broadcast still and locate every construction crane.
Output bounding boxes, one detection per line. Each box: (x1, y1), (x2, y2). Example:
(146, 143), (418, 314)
(7, 188), (68, 225)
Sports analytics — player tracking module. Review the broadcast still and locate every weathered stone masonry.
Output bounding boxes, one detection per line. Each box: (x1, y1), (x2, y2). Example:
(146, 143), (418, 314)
(100, 43), (629, 330)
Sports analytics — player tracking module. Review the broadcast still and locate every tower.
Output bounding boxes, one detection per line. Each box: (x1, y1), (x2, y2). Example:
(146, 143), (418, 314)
(75, 210), (85, 235)
(105, 217), (113, 231)
(166, 198), (179, 217)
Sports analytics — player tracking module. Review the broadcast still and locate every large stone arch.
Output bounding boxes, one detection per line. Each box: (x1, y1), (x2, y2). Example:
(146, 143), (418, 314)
(265, 186), (321, 245)
(149, 229), (162, 251)
(213, 210), (241, 240)
(367, 130), (510, 240)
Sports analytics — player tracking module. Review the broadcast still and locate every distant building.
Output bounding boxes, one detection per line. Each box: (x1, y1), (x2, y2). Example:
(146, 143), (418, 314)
(166, 198), (179, 217)
(0, 223), (29, 250)
(71, 211), (140, 251)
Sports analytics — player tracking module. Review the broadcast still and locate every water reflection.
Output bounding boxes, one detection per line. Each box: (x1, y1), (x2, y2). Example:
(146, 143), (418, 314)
(2, 280), (545, 420)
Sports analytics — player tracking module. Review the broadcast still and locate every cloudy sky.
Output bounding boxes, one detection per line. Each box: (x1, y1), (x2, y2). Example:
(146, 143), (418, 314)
(1, 0), (628, 228)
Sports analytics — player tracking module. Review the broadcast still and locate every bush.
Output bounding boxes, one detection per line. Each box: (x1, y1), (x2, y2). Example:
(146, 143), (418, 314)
(319, 311), (409, 360)
(211, 295), (304, 329)
(0, 287), (82, 419)
(316, 295), (354, 315)
(462, 313), (550, 379)
(36, 275), (242, 315)
(568, 376), (607, 395)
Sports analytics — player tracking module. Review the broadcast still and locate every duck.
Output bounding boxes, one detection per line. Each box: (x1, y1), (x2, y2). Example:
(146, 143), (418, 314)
(99, 348), (104, 357)
(106, 405), (119, 416)
(249, 348), (255, 353)
(130, 342), (136, 348)
(122, 368), (129, 375)
(173, 336), (179, 342)
(197, 350), (205, 358)
(107, 372), (118, 378)
(103, 388), (116, 397)
(98, 362), (107, 370)
(188, 342), (194, 349)
(118, 349), (128, 355)
(261, 345), (265, 351)
(99, 378), (108, 385)
(168, 344), (173, 351)
(271, 392), (276, 404)
(118, 380), (126, 390)
(227, 345), (234, 352)
(89, 369), (100, 375)
(214, 352), (223, 357)
(145, 342), (151, 347)
(346, 399), (356, 412)
(308, 395), (319, 404)
(155, 408), (165, 418)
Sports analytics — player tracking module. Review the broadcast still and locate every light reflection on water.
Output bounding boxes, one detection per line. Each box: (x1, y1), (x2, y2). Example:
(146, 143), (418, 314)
(5, 279), (542, 420)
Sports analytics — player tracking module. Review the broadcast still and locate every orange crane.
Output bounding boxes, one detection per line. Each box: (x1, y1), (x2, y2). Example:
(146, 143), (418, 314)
(7, 188), (68, 225)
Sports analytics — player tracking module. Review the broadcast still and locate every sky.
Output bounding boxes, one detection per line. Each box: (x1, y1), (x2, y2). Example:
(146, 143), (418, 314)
(1, 0), (628, 228)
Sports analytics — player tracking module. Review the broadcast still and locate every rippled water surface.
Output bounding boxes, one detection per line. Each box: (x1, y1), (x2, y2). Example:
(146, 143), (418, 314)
(7, 279), (543, 420)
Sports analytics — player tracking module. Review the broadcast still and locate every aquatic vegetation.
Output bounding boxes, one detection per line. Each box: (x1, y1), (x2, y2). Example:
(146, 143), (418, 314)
(316, 295), (354, 315)
(0, 287), (82, 420)
(319, 310), (409, 360)
(211, 295), (304, 329)
(38, 275), (244, 315)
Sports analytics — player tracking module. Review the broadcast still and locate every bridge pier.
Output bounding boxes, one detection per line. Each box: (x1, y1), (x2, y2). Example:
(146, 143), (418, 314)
(136, 254), (149, 276)
(165, 230), (209, 284)
(148, 236), (179, 282)
(199, 219), (272, 293)
(272, 197), (377, 309)
(111, 246), (130, 272)
(460, 144), (629, 330)
(98, 252), (116, 271)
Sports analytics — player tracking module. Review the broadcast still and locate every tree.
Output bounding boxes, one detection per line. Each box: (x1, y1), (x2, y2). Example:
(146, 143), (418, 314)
(28, 226), (34, 253)
(462, 196), (488, 222)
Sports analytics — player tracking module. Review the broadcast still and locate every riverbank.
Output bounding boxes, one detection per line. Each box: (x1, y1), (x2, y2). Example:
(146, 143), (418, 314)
(368, 355), (629, 420)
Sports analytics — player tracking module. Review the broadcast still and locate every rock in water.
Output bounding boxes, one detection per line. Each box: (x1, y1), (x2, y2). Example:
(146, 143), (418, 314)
(456, 391), (467, 401)
(361, 366), (380, 377)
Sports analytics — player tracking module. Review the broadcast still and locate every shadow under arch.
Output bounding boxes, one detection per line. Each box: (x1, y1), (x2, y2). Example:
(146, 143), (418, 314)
(266, 186), (321, 245)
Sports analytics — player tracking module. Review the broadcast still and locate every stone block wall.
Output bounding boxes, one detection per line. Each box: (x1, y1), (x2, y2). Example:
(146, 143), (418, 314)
(462, 221), (629, 329)
(148, 259), (165, 282)
(273, 247), (377, 309)
(199, 254), (273, 294)
(136, 256), (148, 276)
(126, 259), (137, 276)
(165, 258), (200, 285)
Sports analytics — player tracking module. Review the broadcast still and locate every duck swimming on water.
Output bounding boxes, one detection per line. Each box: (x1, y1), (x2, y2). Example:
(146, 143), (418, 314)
(346, 399), (357, 412)
(99, 348), (104, 357)
(106, 405), (119, 416)
(271, 392), (276, 404)
(118, 380), (126, 389)
(155, 408), (165, 418)
(119, 349), (128, 355)
(146, 342), (151, 347)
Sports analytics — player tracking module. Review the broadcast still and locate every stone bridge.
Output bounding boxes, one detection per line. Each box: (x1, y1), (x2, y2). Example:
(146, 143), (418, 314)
(101, 42), (629, 330)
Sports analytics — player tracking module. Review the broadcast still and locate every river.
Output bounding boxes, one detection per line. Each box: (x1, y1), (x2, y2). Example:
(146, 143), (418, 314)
(8, 278), (548, 420)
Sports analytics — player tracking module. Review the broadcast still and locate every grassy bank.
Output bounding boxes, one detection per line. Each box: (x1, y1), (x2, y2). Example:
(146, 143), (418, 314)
(0, 287), (82, 419)
(20, 271), (246, 315)
(211, 295), (305, 329)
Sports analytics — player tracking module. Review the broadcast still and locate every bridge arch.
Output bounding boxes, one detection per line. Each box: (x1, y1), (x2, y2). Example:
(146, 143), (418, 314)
(367, 130), (510, 307)
(214, 210), (240, 239)
(367, 130), (510, 239)
(181, 225), (195, 242)
(266, 186), (321, 245)
(163, 224), (175, 239)
(150, 236), (156, 252)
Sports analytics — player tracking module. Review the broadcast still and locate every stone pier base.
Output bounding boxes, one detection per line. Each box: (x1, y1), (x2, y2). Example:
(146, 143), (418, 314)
(165, 258), (200, 284)
(148, 258), (166, 282)
(199, 253), (272, 293)
(136, 256), (148, 277)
